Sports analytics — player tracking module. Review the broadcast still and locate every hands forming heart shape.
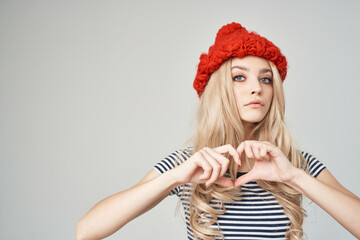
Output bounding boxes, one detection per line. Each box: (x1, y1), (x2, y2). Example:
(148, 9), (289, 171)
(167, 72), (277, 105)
(176, 141), (299, 188)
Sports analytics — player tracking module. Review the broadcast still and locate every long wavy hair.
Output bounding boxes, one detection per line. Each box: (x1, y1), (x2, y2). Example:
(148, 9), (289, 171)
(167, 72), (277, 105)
(179, 57), (307, 240)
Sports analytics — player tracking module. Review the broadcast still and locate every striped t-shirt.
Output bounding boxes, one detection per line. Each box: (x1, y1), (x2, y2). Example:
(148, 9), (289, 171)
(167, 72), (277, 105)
(153, 147), (326, 240)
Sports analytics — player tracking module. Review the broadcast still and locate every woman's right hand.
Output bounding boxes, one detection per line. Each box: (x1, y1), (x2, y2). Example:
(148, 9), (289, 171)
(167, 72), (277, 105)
(170, 144), (240, 188)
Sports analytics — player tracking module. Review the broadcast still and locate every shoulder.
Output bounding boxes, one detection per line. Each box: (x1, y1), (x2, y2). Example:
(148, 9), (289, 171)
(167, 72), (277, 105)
(152, 147), (194, 197)
(165, 146), (194, 164)
(300, 150), (326, 178)
(153, 146), (194, 174)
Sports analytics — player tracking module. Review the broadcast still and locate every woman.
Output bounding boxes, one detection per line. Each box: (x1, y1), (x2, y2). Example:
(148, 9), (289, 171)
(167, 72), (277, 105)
(75, 22), (360, 240)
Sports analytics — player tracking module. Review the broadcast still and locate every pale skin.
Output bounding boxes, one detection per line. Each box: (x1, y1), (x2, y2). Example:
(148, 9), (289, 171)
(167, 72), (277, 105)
(75, 56), (360, 239)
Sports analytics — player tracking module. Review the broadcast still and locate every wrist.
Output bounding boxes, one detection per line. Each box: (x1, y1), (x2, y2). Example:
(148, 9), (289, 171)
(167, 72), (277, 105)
(286, 168), (306, 191)
(163, 169), (184, 189)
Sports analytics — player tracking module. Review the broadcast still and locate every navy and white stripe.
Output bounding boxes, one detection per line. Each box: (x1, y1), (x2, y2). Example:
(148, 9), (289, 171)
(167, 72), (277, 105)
(153, 147), (326, 239)
(154, 148), (193, 196)
(300, 151), (325, 178)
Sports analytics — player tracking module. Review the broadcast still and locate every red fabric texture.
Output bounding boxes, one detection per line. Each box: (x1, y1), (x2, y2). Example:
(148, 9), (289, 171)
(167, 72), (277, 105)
(193, 22), (288, 97)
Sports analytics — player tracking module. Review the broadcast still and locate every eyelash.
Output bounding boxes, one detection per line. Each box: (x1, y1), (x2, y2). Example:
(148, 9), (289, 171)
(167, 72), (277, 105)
(232, 75), (272, 84)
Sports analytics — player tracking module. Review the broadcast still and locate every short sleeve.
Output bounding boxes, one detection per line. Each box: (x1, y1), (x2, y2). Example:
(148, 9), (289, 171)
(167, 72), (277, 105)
(153, 147), (193, 196)
(301, 151), (326, 178)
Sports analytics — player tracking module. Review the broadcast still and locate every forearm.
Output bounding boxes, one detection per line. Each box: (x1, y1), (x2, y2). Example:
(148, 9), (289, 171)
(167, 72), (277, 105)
(76, 170), (180, 240)
(288, 169), (360, 238)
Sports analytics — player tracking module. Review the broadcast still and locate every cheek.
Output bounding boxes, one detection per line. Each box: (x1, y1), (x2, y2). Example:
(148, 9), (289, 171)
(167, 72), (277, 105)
(265, 87), (274, 103)
(233, 87), (246, 102)
(234, 93), (247, 112)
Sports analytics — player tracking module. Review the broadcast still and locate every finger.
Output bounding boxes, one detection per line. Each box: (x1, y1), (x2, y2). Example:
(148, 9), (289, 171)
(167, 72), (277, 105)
(234, 171), (256, 187)
(236, 142), (243, 153)
(259, 145), (270, 160)
(259, 141), (283, 158)
(236, 142), (245, 165)
(199, 149), (221, 187)
(213, 144), (241, 166)
(194, 154), (212, 180)
(203, 147), (230, 177)
(262, 141), (273, 146)
(214, 176), (235, 188)
(244, 142), (255, 159)
(251, 144), (262, 159)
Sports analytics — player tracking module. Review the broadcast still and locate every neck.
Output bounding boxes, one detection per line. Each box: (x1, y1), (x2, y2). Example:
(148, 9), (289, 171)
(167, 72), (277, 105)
(243, 121), (256, 140)
(237, 122), (256, 172)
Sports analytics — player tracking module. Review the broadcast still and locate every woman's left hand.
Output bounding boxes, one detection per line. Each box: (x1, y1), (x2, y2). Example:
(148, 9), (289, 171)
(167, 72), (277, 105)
(234, 140), (299, 187)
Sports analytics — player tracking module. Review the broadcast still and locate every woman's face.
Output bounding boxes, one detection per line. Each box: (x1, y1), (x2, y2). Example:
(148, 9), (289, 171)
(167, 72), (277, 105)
(231, 56), (273, 125)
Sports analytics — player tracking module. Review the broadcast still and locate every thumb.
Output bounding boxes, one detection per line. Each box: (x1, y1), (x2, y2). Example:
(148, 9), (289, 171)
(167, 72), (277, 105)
(234, 171), (256, 187)
(214, 176), (235, 188)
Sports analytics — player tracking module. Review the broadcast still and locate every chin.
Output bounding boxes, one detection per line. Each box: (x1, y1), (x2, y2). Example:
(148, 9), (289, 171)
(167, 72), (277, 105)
(241, 115), (266, 124)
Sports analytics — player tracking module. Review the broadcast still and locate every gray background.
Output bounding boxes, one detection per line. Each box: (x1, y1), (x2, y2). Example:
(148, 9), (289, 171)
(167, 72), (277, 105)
(1, 0), (359, 239)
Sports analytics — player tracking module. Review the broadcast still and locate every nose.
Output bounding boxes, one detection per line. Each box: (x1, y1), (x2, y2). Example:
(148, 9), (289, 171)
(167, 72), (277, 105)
(250, 79), (262, 95)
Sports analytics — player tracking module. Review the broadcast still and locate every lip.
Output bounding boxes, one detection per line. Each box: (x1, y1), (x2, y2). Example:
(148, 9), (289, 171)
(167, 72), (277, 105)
(246, 103), (263, 108)
(245, 100), (264, 106)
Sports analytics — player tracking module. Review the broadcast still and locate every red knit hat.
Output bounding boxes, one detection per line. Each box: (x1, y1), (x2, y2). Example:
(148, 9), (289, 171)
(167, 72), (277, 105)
(193, 22), (288, 97)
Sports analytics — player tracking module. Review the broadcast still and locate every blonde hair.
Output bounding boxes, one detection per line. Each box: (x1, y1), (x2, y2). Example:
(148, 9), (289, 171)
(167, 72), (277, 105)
(181, 57), (306, 240)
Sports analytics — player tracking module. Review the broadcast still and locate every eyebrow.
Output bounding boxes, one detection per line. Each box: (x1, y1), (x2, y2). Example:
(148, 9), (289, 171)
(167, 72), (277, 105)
(231, 66), (272, 74)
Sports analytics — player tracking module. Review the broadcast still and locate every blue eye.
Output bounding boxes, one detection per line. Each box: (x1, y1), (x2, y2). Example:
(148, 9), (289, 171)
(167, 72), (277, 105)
(233, 75), (245, 81)
(260, 77), (272, 84)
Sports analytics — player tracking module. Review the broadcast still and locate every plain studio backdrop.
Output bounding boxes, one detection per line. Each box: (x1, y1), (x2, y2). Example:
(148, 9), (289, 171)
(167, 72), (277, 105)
(1, 0), (360, 239)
